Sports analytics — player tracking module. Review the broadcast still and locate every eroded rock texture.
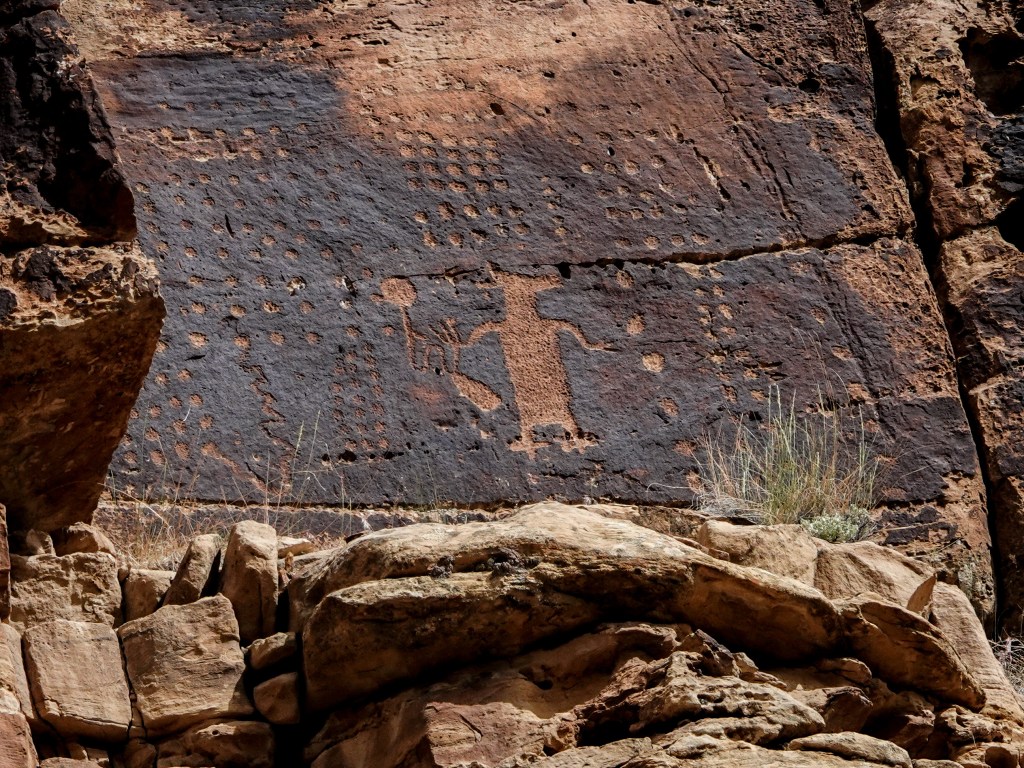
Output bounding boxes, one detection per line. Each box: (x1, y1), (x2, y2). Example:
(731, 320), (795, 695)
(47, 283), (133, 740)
(292, 506), (1023, 768)
(866, 0), (1024, 626)
(63, 0), (991, 606)
(3, 504), (1017, 766)
(0, 1), (164, 531)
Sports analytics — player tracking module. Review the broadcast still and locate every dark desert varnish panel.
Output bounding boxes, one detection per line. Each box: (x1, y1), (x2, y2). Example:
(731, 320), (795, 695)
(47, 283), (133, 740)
(64, 0), (981, 560)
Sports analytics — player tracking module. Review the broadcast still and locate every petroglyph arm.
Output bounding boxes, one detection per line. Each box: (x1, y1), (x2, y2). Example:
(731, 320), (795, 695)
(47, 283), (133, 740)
(551, 320), (613, 351)
(466, 320), (503, 346)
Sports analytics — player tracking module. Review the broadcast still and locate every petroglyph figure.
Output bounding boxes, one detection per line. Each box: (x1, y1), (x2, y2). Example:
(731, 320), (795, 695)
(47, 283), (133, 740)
(382, 270), (608, 459)
(380, 277), (440, 371)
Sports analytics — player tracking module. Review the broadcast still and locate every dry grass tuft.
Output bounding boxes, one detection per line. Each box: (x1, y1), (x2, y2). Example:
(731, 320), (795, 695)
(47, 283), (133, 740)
(93, 497), (349, 570)
(992, 636), (1024, 699)
(697, 387), (879, 542)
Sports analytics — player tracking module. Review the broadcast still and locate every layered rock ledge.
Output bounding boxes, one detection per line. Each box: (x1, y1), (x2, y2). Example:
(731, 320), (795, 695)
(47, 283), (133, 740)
(2, 504), (1021, 766)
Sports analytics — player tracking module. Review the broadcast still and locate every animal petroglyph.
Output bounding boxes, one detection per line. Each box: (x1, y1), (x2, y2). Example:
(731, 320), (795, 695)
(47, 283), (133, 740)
(381, 270), (608, 459)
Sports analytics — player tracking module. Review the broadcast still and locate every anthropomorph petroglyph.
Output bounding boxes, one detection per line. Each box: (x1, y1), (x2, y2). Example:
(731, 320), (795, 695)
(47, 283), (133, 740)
(381, 270), (608, 459)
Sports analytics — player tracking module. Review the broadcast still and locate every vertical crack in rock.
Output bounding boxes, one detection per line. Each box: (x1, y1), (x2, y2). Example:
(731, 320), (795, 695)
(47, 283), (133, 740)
(863, 0), (1024, 629)
(861, 13), (1002, 626)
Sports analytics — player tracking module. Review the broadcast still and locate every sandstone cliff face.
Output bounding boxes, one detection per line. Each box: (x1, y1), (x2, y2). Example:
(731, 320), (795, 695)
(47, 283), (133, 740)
(0, 1), (164, 532)
(866, 0), (1024, 628)
(60, 0), (995, 615)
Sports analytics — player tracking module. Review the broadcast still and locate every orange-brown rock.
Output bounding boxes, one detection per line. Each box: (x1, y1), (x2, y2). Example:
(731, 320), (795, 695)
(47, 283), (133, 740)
(151, 720), (274, 768)
(117, 596), (253, 738)
(0, 712), (37, 768)
(123, 568), (174, 622)
(0, 3), (163, 532)
(22, 619), (131, 742)
(300, 507), (987, 718)
(866, 0), (1024, 626)
(162, 533), (221, 607)
(9, 553), (121, 628)
(219, 521), (277, 645)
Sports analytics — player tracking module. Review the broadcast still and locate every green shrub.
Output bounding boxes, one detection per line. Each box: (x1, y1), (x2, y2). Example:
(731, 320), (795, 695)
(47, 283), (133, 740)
(698, 387), (879, 543)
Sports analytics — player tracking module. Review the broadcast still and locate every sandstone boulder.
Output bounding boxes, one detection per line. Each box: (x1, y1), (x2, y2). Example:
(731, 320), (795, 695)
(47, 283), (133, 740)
(118, 595), (253, 737)
(9, 553), (121, 627)
(837, 596), (983, 708)
(0, 624), (34, 726)
(123, 568), (174, 622)
(929, 582), (1024, 720)
(307, 623), (687, 767)
(248, 631), (297, 672)
(304, 571), (602, 709)
(219, 520), (277, 644)
(153, 720), (274, 768)
(301, 508), (989, 713)
(786, 732), (912, 767)
(0, 712), (37, 768)
(253, 672), (301, 725)
(695, 521), (818, 586)
(813, 541), (936, 610)
(23, 619), (131, 741)
(52, 523), (117, 558)
(575, 651), (825, 746)
(162, 533), (220, 607)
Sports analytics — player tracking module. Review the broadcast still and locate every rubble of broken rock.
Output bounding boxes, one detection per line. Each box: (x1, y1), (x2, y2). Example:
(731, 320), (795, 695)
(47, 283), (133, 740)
(0, 502), (1019, 767)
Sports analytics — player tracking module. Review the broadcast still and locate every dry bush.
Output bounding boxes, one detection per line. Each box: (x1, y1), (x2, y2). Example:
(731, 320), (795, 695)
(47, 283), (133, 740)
(697, 387), (879, 542)
(992, 636), (1024, 699)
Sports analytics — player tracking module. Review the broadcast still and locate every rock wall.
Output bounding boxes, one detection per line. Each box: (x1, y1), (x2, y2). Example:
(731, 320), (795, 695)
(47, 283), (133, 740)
(58, 0), (995, 613)
(0, 1), (165, 531)
(865, 0), (1024, 630)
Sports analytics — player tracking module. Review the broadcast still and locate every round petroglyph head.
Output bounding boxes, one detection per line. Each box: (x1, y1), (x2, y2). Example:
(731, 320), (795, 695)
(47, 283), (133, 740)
(380, 277), (417, 307)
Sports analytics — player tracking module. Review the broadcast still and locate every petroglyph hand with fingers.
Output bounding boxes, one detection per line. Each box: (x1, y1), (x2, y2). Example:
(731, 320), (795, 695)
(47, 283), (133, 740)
(380, 277), (448, 373)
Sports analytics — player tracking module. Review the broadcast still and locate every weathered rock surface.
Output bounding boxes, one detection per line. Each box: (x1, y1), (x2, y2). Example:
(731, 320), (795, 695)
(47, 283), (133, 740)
(300, 508), (987, 716)
(54, 0), (990, 608)
(117, 595), (253, 738)
(219, 521), (277, 644)
(9, 553), (121, 628)
(161, 533), (220, 607)
(247, 632), (297, 672)
(0, 3), (163, 532)
(23, 619), (131, 741)
(0, 624), (34, 726)
(123, 568), (173, 622)
(253, 672), (300, 726)
(786, 732), (912, 767)
(52, 524), (117, 558)
(0, 504), (1011, 766)
(153, 720), (274, 768)
(866, 0), (1024, 625)
(0, 712), (37, 768)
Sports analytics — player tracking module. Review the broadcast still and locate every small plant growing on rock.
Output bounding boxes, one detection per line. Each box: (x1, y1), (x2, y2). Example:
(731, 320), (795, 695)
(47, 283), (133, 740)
(698, 387), (879, 543)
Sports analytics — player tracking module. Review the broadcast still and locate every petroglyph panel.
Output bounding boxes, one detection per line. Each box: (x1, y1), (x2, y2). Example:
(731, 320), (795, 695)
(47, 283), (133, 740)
(61, 0), (982, 553)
